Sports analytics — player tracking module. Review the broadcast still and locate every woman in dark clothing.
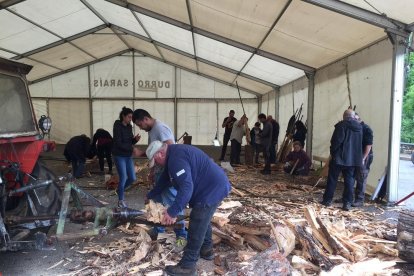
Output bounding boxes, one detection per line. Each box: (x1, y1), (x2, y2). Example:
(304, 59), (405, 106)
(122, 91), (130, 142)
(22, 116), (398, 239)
(283, 141), (311, 175)
(112, 107), (139, 208)
(91, 128), (113, 174)
(292, 120), (307, 147)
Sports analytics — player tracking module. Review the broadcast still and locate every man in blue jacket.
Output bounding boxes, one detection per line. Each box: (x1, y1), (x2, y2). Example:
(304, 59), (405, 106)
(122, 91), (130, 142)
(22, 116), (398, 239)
(321, 109), (363, 211)
(146, 141), (231, 276)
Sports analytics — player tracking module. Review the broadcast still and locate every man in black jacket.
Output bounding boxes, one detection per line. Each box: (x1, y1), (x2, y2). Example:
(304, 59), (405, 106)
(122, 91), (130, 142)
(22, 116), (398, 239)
(258, 113), (273, 175)
(321, 109), (363, 211)
(64, 134), (91, 178)
(353, 114), (374, 207)
(219, 110), (236, 161)
(267, 115), (279, 163)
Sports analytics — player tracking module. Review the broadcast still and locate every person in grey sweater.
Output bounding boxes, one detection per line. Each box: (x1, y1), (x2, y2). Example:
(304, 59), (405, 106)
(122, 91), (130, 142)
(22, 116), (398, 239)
(258, 113), (273, 174)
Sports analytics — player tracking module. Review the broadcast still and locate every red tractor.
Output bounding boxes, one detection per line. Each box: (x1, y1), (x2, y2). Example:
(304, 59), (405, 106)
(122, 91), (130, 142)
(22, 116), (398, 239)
(0, 57), (61, 251)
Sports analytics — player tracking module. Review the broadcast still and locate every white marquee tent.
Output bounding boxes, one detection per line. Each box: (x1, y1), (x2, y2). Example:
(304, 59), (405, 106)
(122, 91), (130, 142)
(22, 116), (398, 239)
(1, 0), (413, 202)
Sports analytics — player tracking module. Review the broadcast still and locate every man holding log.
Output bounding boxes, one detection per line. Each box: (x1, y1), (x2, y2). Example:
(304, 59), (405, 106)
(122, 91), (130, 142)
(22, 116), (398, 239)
(145, 141), (231, 276)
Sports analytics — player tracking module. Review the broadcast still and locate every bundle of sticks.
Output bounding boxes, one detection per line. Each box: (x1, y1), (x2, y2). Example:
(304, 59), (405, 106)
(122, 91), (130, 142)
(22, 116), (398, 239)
(276, 103), (304, 163)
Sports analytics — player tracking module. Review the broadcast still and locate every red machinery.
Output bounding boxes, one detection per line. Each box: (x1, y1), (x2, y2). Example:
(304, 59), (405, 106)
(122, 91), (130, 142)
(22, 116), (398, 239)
(0, 57), (60, 251)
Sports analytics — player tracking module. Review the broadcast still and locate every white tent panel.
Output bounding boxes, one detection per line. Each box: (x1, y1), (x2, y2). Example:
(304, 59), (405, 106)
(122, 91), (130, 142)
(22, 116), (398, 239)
(85, 0), (147, 38)
(133, 100), (175, 145)
(29, 43), (94, 70)
(49, 99), (90, 144)
(30, 78), (53, 98)
(12, 0), (103, 38)
(127, 0), (190, 24)
(92, 100), (132, 137)
(49, 67), (89, 98)
(134, 57), (174, 98)
(178, 69), (214, 98)
(278, 83), (295, 144)
(159, 47), (197, 71)
(292, 76), (308, 124)
(177, 100), (217, 145)
(217, 99), (258, 142)
(234, 75), (273, 94)
(243, 54), (305, 86)
(90, 56), (133, 98)
(261, 0), (385, 68)
(190, 0), (289, 47)
(0, 50), (15, 59)
(31, 99), (47, 122)
(214, 82), (256, 99)
(197, 61), (236, 84)
(137, 13), (194, 55)
(313, 61), (348, 161)
(19, 58), (60, 82)
(72, 29), (128, 59)
(341, 0), (414, 24)
(0, 10), (59, 54)
(194, 34), (251, 71)
(123, 35), (162, 59)
(347, 39), (392, 193)
(261, 91), (276, 117)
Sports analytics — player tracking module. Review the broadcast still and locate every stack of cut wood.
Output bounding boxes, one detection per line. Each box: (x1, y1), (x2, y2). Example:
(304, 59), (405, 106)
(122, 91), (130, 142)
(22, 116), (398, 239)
(145, 200), (166, 223)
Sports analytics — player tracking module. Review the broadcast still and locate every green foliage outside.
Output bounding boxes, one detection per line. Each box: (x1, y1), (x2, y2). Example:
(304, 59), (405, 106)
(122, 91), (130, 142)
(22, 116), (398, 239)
(402, 52), (414, 143)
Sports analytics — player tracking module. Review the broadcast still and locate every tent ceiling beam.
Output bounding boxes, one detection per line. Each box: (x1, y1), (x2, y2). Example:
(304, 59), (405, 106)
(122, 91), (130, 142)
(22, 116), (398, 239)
(10, 25), (107, 60)
(1, 47), (63, 71)
(28, 48), (131, 84)
(231, 0), (293, 85)
(0, 0), (25, 9)
(112, 25), (277, 88)
(106, 0), (315, 73)
(132, 49), (262, 97)
(80, 0), (132, 50)
(302, 0), (411, 37)
(6, 7), (98, 60)
(129, 10), (166, 60)
(185, 0), (199, 72)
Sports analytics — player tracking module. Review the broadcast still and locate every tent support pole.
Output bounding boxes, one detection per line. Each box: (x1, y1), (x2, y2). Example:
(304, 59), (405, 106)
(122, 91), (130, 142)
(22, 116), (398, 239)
(386, 33), (408, 203)
(305, 72), (315, 158)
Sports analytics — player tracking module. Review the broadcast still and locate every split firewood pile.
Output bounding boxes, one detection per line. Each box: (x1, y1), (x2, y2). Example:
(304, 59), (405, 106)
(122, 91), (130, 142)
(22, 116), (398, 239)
(62, 165), (402, 276)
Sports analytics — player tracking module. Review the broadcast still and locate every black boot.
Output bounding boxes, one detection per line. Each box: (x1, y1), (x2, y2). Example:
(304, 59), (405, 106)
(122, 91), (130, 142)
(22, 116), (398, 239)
(200, 247), (214, 260)
(164, 265), (196, 276)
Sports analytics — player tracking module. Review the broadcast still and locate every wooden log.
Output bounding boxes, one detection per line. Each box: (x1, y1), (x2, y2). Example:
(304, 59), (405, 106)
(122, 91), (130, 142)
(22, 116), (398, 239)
(397, 210), (414, 262)
(244, 234), (271, 251)
(244, 144), (253, 165)
(294, 225), (335, 271)
(233, 225), (271, 236)
(227, 245), (291, 275)
(212, 226), (243, 249)
(304, 207), (333, 254)
(316, 217), (352, 261)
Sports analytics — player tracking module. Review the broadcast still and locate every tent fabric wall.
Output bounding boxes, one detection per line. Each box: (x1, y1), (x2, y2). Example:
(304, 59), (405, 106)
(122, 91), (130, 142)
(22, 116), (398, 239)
(48, 99), (90, 144)
(28, 54), (259, 145)
(312, 39), (392, 194)
(260, 90), (276, 118)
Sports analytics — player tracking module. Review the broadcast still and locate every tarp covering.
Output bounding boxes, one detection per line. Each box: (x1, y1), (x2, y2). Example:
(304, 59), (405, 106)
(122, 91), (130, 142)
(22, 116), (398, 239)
(2, 0), (412, 94)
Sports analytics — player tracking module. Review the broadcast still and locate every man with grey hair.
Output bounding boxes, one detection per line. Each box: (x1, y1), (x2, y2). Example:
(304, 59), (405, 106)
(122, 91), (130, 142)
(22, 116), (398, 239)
(321, 109), (363, 211)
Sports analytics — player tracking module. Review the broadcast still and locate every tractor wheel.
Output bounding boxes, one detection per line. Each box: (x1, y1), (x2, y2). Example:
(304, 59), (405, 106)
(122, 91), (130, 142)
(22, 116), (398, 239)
(5, 161), (61, 237)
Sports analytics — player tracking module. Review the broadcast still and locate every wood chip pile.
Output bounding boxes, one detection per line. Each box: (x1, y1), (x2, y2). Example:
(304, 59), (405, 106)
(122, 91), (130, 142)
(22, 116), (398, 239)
(59, 165), (402, 276)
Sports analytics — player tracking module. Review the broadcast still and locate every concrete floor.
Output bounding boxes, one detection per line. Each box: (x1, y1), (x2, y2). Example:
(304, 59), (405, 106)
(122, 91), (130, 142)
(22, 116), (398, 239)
(398, 159), (414, 210)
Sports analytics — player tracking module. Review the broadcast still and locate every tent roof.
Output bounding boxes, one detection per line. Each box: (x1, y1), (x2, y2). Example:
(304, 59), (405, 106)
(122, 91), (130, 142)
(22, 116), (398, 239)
(0, 0), (412, 95)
